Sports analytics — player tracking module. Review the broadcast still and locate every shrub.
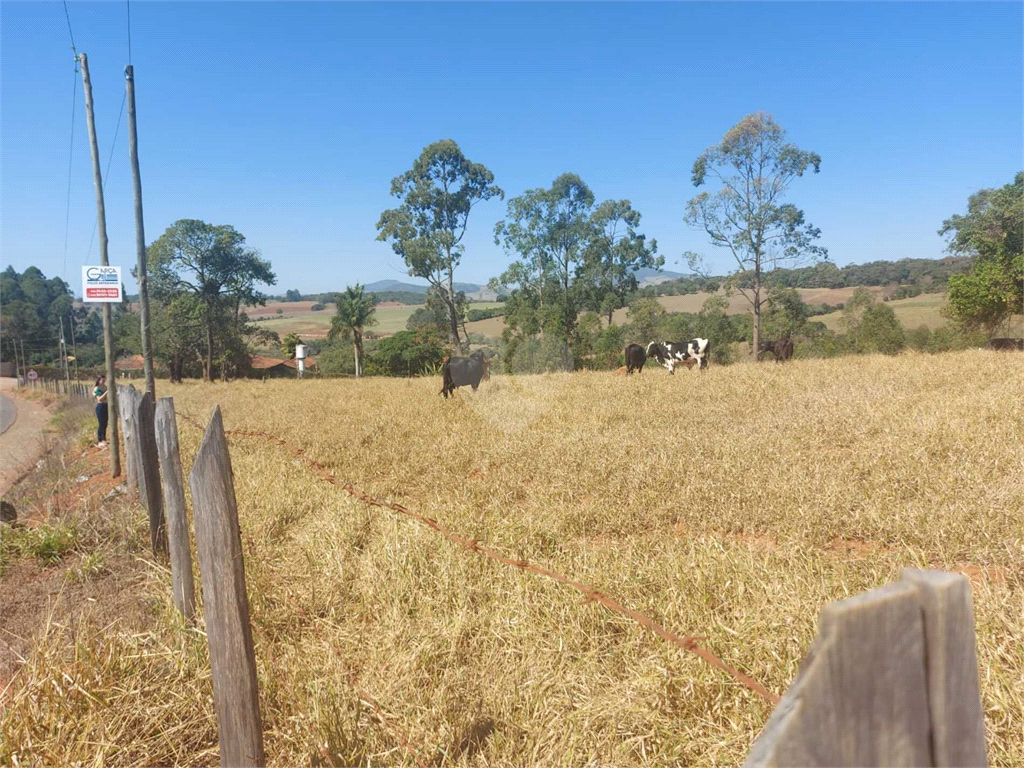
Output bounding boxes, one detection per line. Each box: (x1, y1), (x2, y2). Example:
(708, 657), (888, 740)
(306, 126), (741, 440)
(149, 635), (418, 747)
(906, 325), (932, 351)
(466, 306), (504, 322)
(316, 342), (356, 376)
(626, 298), (666, 342)
(593, 325), (625, 369)
(0, 523), (78, 571)
(854, 304), (906, 355)
(927, 324), (987, 353)
(795, 322), (845, 359)
(367, 329), (447, 377)
(500, 334), (573, 374)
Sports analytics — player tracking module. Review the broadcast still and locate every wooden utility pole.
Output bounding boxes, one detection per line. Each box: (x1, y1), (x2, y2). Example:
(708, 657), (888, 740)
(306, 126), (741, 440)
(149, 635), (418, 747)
(125, 65), (156, 396)
(79, 52), (121, 477)
(12, 340), (21, 383)
(59, 317), (72, 389)
(69, 313), (80, 385)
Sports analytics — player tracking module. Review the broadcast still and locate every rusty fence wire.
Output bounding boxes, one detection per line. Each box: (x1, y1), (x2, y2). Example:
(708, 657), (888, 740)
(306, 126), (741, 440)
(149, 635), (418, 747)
(175, 410), (781, 706)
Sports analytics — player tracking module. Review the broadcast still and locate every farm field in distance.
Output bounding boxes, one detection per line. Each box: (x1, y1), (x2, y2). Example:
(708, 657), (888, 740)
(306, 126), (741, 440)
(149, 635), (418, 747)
(251, 301), (505, 339)
(249, 290), (1023, 342)
(6, 351), (1020, 766)
(467, 286), (935, 337)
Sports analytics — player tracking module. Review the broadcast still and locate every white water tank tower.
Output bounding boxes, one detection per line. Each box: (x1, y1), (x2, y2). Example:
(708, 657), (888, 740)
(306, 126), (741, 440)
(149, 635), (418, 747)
(295, 344), (306, 377)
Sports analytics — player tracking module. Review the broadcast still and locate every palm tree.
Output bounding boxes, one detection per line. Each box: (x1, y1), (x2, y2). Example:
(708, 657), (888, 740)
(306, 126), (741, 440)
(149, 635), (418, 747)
(328, 284), (377, 377)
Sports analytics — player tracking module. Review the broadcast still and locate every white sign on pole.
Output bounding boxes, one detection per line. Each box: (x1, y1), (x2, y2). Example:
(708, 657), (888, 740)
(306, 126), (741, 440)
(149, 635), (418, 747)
(81, 266), (123, 303)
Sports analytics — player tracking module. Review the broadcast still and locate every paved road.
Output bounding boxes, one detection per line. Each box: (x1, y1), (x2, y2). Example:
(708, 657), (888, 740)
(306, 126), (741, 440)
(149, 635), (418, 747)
(0, 393), (15, 435)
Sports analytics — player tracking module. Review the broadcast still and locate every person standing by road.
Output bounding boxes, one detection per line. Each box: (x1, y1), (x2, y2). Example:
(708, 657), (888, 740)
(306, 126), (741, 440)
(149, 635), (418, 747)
(93, 375), (109, 447)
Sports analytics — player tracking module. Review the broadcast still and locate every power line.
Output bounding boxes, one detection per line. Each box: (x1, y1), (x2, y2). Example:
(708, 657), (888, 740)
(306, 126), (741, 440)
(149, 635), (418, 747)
(86, 90), (128, 260)
(61, 68), (78, 283)
(61, 0), (77, 54)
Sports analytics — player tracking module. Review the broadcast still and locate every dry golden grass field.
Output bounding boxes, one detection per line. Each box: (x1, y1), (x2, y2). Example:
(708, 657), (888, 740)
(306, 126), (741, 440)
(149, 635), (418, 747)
(2, 351), (1022, 767)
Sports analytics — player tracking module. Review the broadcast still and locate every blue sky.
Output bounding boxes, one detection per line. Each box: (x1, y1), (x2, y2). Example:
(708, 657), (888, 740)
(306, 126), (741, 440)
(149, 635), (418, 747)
(2, 1), (1021, 294)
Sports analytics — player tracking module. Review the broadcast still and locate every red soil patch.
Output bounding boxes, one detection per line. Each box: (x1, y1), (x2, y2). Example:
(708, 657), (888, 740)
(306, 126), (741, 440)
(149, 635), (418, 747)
(828, 538), (878, 559)
(954, 563), (1017, 586)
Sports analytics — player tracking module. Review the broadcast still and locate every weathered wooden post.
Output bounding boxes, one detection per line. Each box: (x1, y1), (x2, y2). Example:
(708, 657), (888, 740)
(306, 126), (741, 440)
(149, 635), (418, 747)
(744, 569), (987, 767)
(136, 391), (167, 556)
(901, 568), (987, 768)
(154, 397), (196, 621)
(116, 386), (127, 467)
(189, 406), (265, 767)
(118, 385), (139, 489)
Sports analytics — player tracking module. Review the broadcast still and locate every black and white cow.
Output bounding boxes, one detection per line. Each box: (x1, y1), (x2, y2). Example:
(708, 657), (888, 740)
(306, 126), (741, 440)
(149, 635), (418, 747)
(439, 351), (492, 398)
(646, 339), (710, 374)
(624, 344), (647, 374)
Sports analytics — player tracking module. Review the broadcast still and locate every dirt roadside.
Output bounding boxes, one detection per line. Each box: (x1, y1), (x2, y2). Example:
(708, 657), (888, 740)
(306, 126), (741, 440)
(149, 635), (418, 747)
(0, 378), (61, 497)
(0, 413), (144, 698)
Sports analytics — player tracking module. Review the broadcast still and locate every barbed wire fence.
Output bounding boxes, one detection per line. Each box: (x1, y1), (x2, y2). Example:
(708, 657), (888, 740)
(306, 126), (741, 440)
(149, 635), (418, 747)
(50, 386), (987, 767)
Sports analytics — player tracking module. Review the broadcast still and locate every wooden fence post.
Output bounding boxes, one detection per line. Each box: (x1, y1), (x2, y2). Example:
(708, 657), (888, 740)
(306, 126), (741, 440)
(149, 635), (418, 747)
(900, 568), (987, 767)
(118, 384), (139, 489)
(154, 397), (196, 622)
(744, 569), (987, 767)
(122, 385), (133, 485)
(136, 391), (167, 556)
(189, 406), (265, 767)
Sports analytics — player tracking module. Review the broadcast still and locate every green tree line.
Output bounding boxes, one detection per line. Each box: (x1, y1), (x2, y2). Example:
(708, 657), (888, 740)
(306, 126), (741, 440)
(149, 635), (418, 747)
(4, 126), (1018, 382)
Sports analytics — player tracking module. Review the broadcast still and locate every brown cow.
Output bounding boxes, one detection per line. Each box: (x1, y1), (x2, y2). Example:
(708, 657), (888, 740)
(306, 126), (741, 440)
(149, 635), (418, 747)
(624, 344), (647, 374)
(988, 338), (1024, 351)
(758, 339), (795, 362)
(439, 351), (491, 398)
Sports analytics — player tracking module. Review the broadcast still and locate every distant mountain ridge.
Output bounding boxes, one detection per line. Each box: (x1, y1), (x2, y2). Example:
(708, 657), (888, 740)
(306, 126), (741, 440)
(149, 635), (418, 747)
(634, 267), (684, 285)
(343, 258), (964, 303)
(363, 268), (683, 298)
(363, 279), (485, 294)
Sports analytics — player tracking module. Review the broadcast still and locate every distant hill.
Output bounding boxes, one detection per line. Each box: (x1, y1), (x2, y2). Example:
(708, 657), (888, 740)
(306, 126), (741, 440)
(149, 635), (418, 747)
(635, 267), (684, 285)
(363, 279), (499, 302)
(363, 279), (485, 295)
(348, 270), (680, 299)
(318, 256), (970, 306)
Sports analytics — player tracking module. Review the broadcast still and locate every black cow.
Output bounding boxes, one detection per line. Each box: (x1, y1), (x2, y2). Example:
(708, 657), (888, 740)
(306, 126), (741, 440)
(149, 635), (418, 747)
(624, 344), (647, 374)
(440, 351), (492, 398)
(646, 339), (710, 373)
(758, 338), (795, 362)
(988, 338), (1024, 351)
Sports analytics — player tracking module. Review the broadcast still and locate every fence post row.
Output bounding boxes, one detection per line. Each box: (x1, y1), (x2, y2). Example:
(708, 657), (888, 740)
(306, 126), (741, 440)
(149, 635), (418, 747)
(188, 406), (265, 767)
(744, 568), (987, 768)
(154, 397), (196, 622)
(136, 391), (167, 556)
